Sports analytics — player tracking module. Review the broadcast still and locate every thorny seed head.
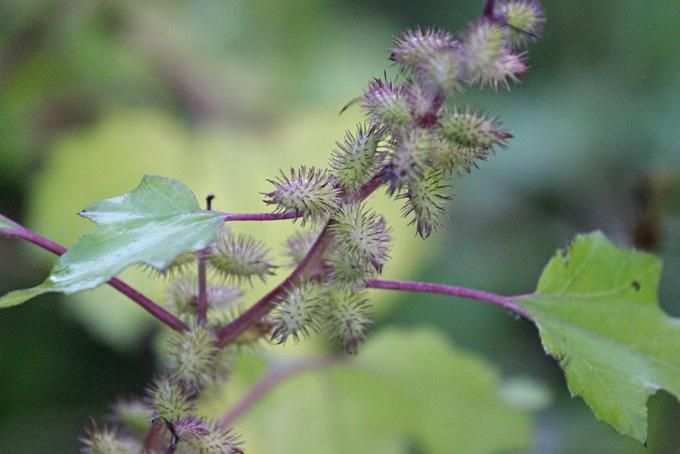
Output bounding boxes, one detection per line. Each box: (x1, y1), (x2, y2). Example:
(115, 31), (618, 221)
(271, 282), (321, 344)
(321, 288), (373, 354)
(416, 46), (464, 95)
(399, 171), (451, 238)
(387, 128), (434, 193)
(146, 377), (194, 422)
(165, 276), (242, 320)
(264, 166), (339, 225)
(167, 324), (228, 388)
(330, 124), (384, 193)
(283, 230), (319, 267)
(80, 424), (140, 454)
(391, 27), (457, 69)
(209, 232), (276, 284)
(331, 203), (391, 270)
(461, 19), (527, 90)
(174, 416), (243, 454)
(438, 108), (511, 152)
(362, 78), (412, 130)
(328, 250), (377, 290)
(111, 399), (153, 438)
(496, 0), (545, 48)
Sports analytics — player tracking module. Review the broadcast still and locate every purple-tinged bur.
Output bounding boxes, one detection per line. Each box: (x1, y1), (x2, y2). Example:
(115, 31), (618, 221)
(438, 108), (511, 151)
(495, 0), (545, 48)
(80, 424), (141, 454)
(330, 124), (384, 193)
(174, 416), (244, 454)
(321, 288), (373, 354)
(391, 28), (457, 69)
(461, 19), (527, 90)
(387, 128), (433, 193)
(362, 78), (412, 130)
(264, 166), (340, 225)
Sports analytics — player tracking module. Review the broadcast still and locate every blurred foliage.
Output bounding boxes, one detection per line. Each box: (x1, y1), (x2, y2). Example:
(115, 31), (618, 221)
(1, 0), (680, 452)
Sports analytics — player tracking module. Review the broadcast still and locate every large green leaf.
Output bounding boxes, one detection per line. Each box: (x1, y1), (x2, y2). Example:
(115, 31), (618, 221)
(517, 231), (679, 443)
(0, 175), (223, 309)
(214, 328), (533, 453)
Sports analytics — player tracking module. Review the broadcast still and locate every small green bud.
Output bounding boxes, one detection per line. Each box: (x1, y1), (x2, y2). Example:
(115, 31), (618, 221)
(81, 425), (140, 454)
(167, 324), (227, 388)
(400, 171), (451, 238)
(362, 78), (412, 130)
(330, 124), (383, 193)
(331, 203), (391, 270)
(264, 166), (339, 225)
(271, 283), (321, 343)
(209, 232), (276, 284)
(147, 377), (194, 422)
(320, 288), (373, 354)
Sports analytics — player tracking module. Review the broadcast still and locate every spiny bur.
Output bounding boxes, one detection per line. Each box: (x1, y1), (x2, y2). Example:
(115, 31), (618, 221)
(147, 377), (194, 422)
(283, 230), (319, 266)
(400, 171), (451, 238)
(174, 416), (243, 454)
(271, 283), (321, 343)
(330, 124), (384, 193)
(264, 166), (339, 225)
(209, 232), (276, 284)
(331, 203), (391, 271)
(80, 425), (140, 454)
(167, 324), (228, 388)
(321, 288), (373, 354)
(495, 0), (545, 48)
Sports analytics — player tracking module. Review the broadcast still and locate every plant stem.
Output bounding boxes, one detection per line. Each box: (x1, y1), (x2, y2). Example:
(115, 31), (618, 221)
(220, 211), (301, 222)
(218, 356), (338, 429)
(197, 195), (215, 325)
(0, 222), (188, 331)
(366, 279), (531, 319)
(483, 0), (497, 19)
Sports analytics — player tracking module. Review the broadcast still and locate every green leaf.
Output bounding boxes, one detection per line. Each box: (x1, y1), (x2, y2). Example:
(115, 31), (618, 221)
(517, 231), (679, 443)
(0, 175), (223, 309)
(223, 328), (533, 453)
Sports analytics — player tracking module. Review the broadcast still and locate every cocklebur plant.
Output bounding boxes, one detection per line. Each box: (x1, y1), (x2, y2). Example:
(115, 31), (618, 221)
(3, 0), (680, 451)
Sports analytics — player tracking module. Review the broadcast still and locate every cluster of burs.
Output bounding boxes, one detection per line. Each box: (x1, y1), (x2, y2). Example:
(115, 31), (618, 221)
(82, 1), (543, 452)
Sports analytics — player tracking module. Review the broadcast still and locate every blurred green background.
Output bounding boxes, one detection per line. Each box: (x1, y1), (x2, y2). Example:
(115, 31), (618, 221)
(1, 0), (680, 452)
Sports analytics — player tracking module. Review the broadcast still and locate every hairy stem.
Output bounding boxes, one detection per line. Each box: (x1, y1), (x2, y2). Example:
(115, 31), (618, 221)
(0, 222), (188, 331)
(218, 356), (338, 429)
(366, 279), (531, 319)
(220, 211), (301, 222)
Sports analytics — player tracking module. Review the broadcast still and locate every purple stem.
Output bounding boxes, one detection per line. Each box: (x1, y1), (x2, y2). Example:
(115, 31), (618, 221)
(366, 279), (531, 319)
(221, 211), (301, 222)
(0, 223), (188, 331)
(218, 356), (338, 429)
(483, 0), (497, 19)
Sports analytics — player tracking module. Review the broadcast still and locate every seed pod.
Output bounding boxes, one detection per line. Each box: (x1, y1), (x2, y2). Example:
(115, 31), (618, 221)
(400, 171), (451, 238)
(327, 251), (376, 290)
(362, 78), (412, 130)
(391, 27), (457, 70)
(416, 46), (464, 95)
(331, 203), (391, 270)
(175, 416), (243, 454)
(209, 232), (276, 284)
(167, 324), (226, 388)
(461, 19), (526, 90)
(81, 424), (140, 454)
(330, 124), (383, 193)
(271, 283), (321, 344)
(320, 288), (373, 354)
(387, 128), (433, 193)
(496, 0), (545, 48)
(438, 108), (511, 152)
(146, 377), (194, 422)
(264, 166), (339, 225)
(283, 230), (319, 267)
